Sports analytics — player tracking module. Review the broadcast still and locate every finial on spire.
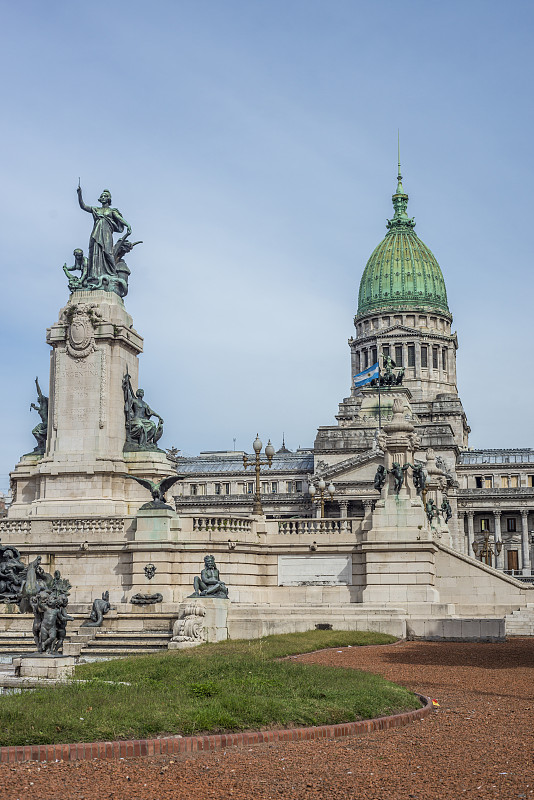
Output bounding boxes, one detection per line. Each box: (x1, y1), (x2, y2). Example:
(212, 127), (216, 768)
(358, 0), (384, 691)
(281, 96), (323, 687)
(396, 129), (404, 194)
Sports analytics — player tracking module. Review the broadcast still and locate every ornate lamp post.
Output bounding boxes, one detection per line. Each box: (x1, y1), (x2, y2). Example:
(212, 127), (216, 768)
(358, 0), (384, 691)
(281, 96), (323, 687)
(243, 434), (275, 515)
(309, 478), (335, 518)
(472, 532), (502, 567)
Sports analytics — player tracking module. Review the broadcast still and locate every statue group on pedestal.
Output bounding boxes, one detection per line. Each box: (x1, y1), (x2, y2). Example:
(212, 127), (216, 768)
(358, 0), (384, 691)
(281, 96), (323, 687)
(373, 461), (427, 496)
(63, 185), (141, 298)
(369, 353), (405, 388)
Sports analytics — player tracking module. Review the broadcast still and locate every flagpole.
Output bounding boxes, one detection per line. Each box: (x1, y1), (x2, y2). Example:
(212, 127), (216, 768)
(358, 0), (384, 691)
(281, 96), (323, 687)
(377, 363), (382, 430)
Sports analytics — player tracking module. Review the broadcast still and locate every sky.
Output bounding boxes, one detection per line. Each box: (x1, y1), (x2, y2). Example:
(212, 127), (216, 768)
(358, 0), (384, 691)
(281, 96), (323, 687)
(1, 0), (533, 493)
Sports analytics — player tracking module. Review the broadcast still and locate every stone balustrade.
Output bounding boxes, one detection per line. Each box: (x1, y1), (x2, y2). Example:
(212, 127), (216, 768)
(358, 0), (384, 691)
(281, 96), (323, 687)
(192, 516), (253, 534)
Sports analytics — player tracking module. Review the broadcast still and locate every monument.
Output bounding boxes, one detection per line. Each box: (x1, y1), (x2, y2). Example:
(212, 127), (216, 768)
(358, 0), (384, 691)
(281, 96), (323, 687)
(8, 186), (172, 519)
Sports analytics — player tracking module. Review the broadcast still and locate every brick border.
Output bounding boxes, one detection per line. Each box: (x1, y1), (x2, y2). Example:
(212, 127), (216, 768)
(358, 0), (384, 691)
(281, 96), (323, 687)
(0, 694), (432, 763)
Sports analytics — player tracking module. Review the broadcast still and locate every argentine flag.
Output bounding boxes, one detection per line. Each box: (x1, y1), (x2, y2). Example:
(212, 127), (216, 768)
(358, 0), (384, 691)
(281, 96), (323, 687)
(353, 362), (379, 388)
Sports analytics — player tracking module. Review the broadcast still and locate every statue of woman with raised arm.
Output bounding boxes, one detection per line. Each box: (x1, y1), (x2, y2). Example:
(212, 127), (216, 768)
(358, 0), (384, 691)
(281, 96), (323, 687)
(77, 185), (132, 291)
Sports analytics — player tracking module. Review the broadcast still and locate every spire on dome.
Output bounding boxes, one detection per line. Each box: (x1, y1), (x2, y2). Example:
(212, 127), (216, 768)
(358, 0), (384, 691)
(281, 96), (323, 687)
(387, 134), (415, 231)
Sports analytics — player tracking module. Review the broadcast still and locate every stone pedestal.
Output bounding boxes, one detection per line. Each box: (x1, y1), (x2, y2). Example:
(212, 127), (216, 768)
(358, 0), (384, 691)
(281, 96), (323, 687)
(9, 290), (173, 519)
(361, 494), (440, 604)
(13, 655), (77, 680)
(126, 508), (182, 603)
(168, 597), (229, 649)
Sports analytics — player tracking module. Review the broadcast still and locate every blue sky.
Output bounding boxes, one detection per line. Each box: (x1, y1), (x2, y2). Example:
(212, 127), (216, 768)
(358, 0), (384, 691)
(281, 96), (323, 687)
(1, 0), (533, 492)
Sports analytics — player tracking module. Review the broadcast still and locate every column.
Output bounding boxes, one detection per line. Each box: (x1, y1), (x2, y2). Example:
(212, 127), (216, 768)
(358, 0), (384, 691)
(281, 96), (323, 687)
(363, 499), (374, 517)
(521, 510), (531, 576)
(493, 510), (503, 569)
(466, 511), (474, 557)
(339, 500), (348, 519)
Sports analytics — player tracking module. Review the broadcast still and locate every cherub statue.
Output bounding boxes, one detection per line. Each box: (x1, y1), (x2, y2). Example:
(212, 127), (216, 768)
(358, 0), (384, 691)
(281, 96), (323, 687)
(390, 462), (409, 494)
(426, 498), (438, 525)
(373, 464), (387, 492)
(441, 497), (452, 523)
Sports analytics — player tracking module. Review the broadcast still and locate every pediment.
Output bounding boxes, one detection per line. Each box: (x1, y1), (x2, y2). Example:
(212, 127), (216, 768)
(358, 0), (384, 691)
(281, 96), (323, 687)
(314, 449), (383, 482)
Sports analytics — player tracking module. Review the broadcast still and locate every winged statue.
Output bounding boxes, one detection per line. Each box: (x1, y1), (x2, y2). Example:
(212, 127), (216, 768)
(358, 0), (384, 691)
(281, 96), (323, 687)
(123, 474), (182, 510)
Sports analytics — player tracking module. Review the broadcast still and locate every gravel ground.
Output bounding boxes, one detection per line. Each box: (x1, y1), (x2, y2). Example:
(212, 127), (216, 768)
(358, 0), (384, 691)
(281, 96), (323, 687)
(1, 638), (533, 800)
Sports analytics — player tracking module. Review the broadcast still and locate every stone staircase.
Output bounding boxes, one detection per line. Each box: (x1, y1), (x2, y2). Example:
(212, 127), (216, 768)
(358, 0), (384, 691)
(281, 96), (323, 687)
(81, 630), (173, 658)
(505, 604), (534, 636)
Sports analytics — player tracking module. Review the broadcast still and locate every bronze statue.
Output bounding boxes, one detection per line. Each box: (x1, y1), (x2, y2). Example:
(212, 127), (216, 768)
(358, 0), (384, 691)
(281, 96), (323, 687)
(426, 498), (438, 525)
(441, 497), (452, 523)
(62, 249), (89, 292)
(122, 371), (164, 450)
(28, 566), (72, 654)
(30, 377), (48, 454)
(76, 184), (136, 296)
(405, 462), (427, 496)
(373, 464), (387, 492)
(123, 474), (181, 510)
(81, 591), (111, 628)
(190, 555), (229, 599)
(390, 462), (408, 494)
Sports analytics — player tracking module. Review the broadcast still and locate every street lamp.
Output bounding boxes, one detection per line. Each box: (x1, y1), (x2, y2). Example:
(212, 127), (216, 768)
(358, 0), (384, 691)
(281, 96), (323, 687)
(243, 434), (275, 515)
(472, 532), (502, 567)
(309, 477), (335, 518)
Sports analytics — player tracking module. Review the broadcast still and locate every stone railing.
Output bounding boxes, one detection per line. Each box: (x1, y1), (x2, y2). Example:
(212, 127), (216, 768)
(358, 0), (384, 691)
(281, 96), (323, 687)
(459, 488), (534, 497)
(192, 516), (253, 534)
(0, 520), (31, 535)
(277, 518), (360, 535)
(52, 518), (125, 534)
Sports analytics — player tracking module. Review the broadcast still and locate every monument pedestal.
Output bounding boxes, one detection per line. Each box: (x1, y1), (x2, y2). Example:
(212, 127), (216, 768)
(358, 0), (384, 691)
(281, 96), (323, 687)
(13, 655), (77, 680)
(361, 494), (440, 604)
(126, 508), (183, 603)
(169, 597), (229, 649)
(9, 290), (173, 519)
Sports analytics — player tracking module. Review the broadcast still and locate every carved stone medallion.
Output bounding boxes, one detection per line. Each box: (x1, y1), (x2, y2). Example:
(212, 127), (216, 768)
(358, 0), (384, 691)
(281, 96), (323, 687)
(63, 302), (102, 359)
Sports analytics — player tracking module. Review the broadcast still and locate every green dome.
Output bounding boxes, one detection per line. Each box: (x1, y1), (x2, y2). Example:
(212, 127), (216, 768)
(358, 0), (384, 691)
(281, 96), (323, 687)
(357, 171), (450, 317)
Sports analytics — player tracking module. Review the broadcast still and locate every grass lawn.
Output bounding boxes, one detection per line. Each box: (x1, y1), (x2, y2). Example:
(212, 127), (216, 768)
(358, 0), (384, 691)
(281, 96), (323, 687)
(0, 630), (420, 746)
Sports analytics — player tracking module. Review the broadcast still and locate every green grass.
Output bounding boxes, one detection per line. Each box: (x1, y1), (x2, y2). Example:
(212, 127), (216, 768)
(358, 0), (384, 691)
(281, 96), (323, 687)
(0, 630), (420, 746)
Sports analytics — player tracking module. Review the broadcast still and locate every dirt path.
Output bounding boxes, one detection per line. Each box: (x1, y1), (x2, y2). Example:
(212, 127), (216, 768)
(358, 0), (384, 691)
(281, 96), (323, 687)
(1, 638), (533, 799)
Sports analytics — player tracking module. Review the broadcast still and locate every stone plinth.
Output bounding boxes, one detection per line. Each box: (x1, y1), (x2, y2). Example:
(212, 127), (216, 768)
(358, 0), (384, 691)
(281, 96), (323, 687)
(361, 493), (440, 604)
(13, 655), (77, 680)
(169, 597), (229, 649)
(8, 290), (173, 519)
(127, 508), (183, 603)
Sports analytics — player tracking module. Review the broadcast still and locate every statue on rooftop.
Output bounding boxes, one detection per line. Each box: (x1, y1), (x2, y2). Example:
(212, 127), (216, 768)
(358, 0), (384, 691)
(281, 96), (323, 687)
(122, 371), (164, 450)
(74, 184), (138, 297)
(190, 555), (229, 599)
(30, 377), (48, 454)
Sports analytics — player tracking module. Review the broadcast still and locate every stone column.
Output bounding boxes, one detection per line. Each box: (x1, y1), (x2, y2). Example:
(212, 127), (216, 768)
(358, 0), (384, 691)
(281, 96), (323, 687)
(493, 510), (503, 569)
(521, 510), (531, 576)
(466, 511), (474, 557)
(339, 501), (348, 519)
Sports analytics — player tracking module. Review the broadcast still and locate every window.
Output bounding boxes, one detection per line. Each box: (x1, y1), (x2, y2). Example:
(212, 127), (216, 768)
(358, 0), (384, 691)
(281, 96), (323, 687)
(382, 345), (390, 359)
(475, 476), (483, 488)
(421, 346), (428, 368)
(432, 347), (439, 369)
(510, 475), (519, 488)
(198, 484), (206, 496)
(247, 482), (254, 494)
(214, 483), (221, 495)
(529, 476), (534, 487)
(442, 349), (447, 371)
(286, 481), (293, 494)
(371, 346), (377, 364)
(501, 475), (509, 488)
(484, 476), (493, 488)
(223, 483), (230, 495)
(407, 345), (415, 367)
(355, 353), (360, 373)
(295, 480), (303, 493)
(395, 345), (403, 366)
(271, 482), (278, 494)
(507, 518), (517, 532)
(363, 350), (368, 369)
(190, 484), (198, 496)
(480, 518), (490, 531)
(261, 482), (269, 493)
